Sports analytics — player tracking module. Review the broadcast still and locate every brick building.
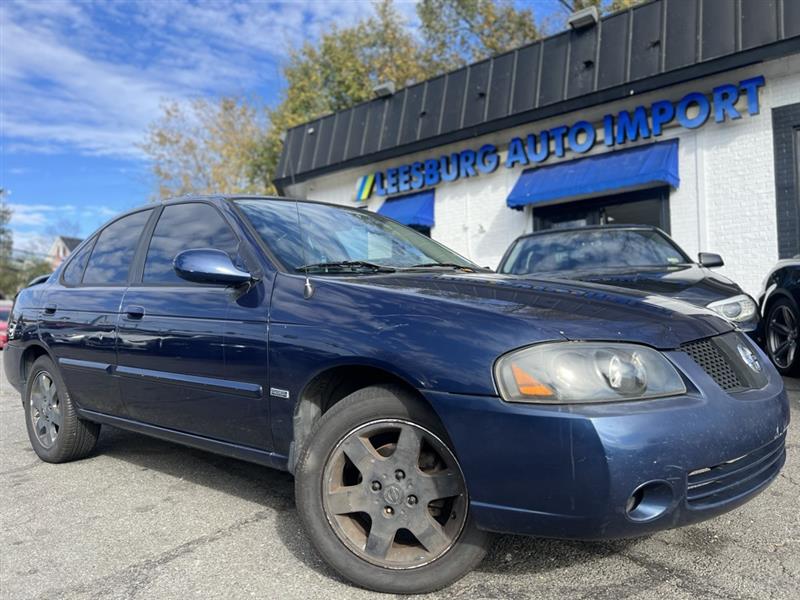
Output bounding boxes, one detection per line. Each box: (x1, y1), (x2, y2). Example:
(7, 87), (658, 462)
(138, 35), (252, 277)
(275, 0), (800, 296)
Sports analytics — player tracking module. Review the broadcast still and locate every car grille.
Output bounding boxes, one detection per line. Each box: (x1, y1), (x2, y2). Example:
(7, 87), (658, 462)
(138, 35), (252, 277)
(686, 433), (786, 508)
(680, 337), (744, 391)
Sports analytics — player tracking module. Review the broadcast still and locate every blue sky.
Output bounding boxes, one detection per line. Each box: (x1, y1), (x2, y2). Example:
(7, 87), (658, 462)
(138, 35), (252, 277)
(1, 0), (566, 257)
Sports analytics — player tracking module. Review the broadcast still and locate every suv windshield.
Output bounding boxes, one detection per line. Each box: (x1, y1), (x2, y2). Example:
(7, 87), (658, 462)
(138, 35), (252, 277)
(500, 228), (691, 275)
(235, 199), (476, 272)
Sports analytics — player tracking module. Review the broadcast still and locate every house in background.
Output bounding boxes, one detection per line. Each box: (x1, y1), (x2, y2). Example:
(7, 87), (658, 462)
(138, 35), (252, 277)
(48, 236), (83, 269)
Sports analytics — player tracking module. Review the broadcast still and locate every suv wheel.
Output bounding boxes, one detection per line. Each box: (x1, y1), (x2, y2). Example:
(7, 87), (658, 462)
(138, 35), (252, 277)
(24, 355), (101, 463)
(766, 297), (799, 376)
(295, 384), (489, 594)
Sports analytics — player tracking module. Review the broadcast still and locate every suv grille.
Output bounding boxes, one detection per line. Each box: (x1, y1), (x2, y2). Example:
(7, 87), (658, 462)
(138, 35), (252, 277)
(680, 337), (743, 391)
(687, 433), (786, 508)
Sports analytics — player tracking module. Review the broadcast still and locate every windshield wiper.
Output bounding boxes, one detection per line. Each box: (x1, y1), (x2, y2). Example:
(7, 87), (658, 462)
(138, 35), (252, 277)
(407, 262), (480, 272)
(295, 261), (396, 274)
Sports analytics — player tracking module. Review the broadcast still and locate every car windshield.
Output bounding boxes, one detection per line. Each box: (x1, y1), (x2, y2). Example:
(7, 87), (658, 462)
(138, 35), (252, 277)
(234, 199), (477, 272)
(500, 228), (691, 275)
(0, 309), (9, 321)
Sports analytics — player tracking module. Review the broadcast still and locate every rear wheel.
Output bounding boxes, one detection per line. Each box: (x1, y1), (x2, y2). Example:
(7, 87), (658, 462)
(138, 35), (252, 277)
(24, 355), (100, 463)
(766, 297), (800, 375)
(295, 384), (489, 594)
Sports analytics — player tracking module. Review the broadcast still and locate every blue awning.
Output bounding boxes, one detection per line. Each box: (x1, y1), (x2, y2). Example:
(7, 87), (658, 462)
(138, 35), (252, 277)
(506, 140), (679, 209)
(377, 190), (435, 227)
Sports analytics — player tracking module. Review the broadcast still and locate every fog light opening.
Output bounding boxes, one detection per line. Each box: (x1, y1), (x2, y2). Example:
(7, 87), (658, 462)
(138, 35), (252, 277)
(626, 481), (673, 522)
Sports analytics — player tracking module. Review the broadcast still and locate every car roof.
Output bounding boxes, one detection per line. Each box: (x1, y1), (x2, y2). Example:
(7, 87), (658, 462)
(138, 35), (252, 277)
(92, 195), (359, 233)
(122, 194), (357, 214)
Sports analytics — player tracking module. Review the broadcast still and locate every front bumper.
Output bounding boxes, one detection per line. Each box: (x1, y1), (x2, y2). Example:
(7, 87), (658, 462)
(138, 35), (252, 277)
(424, 350), (789, 540)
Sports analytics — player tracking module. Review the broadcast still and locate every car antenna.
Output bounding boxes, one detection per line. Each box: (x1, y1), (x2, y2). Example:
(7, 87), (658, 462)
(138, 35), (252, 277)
(287, 144), (314, 300)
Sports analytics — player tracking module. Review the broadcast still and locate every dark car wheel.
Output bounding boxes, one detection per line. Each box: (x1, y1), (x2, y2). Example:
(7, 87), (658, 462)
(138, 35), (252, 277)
(766, 297), (800, 376)
(295, 384), (489, 594)
(24, 355), (101, 463)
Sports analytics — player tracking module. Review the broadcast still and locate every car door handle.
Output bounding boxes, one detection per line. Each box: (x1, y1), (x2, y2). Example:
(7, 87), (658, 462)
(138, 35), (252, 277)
(123, 305), (145, 320)
(43, 304), (57, 315)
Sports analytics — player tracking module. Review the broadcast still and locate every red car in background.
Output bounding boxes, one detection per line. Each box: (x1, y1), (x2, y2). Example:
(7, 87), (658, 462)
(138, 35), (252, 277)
(0, 300), (12, 350)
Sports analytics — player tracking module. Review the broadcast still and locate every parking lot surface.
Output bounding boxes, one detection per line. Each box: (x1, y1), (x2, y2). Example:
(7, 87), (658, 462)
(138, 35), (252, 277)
(1, 362), (797, 600)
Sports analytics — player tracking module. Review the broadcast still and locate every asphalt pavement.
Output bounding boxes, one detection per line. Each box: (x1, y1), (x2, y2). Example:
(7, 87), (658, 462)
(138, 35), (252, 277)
(1, 361), (798, 600)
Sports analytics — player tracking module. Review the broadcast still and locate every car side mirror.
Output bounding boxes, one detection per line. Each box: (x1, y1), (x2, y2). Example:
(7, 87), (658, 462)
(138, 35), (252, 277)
(173, 249), (252, 286)
(698, 252), (724, 268)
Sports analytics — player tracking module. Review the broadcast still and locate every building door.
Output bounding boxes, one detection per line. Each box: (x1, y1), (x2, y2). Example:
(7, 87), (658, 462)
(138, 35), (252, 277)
(533, 187), (670, 232)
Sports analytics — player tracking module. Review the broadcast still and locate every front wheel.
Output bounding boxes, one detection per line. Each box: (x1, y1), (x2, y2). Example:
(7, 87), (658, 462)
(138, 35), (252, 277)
(294, 385), (489, 594)
(765, 297), (800, 375)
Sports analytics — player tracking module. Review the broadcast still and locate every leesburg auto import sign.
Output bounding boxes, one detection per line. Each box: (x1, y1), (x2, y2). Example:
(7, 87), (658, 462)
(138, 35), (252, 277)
(355, 75), (765, 201)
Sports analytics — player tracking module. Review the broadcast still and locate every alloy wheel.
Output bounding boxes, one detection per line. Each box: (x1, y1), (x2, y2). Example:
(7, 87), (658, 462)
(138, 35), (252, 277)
(29, 371), (62, 449)
(768, 304), (798, 369)
(322, 419), (468, 570)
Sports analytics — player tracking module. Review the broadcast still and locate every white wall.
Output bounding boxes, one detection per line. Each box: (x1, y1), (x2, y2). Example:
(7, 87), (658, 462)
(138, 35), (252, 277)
(286, 55), (800, 297)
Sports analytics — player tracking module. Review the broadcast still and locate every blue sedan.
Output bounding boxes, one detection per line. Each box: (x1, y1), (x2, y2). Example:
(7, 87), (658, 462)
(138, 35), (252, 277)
(3, 196), (789, 594)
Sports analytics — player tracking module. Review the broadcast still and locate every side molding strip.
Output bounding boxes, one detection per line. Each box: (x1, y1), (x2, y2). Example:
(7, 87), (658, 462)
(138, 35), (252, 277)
(59, 358), (112, 373)
(59, 358), (263, 399)
(116, 365), (263, 398)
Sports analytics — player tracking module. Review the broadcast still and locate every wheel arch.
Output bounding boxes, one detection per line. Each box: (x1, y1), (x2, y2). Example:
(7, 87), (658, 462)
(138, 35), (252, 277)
(18, 343), (52, 393)
(289, 362), (440, 473)
(763, 288), (798, 317)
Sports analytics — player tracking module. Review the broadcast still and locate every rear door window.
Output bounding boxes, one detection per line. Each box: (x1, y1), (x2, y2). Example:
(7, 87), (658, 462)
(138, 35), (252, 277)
(83, 210), (152, 285)
(143, 203), (239, 284)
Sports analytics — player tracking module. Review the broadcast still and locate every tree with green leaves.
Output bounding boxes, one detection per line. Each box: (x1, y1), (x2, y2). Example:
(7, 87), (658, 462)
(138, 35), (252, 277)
(141, 98), (269, 200)
(0, 189), (15, 298)
(0, 189), (54, 298)
(565, 0), (642, 14)
(247, 0), (438, 196)
(417, 0), (540, 71)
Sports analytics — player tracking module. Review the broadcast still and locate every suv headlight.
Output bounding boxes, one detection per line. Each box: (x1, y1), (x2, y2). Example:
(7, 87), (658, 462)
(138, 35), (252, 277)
(494, 342), (686, 404)
(706, 294), (756, 323)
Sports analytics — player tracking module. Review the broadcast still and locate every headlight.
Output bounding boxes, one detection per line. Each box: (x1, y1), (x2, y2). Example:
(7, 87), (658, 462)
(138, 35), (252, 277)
(706, 294), (756, 323)
(494, 342), (686, 404)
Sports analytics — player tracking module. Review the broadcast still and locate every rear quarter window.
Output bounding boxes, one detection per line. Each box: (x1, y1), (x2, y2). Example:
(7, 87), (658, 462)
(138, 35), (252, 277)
(61, 240), (94, 286)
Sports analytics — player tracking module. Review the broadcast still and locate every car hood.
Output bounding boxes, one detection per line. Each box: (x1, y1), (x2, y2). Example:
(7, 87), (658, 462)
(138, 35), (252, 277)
(530, 264), (744, 307)
(329, 270), (733, 349)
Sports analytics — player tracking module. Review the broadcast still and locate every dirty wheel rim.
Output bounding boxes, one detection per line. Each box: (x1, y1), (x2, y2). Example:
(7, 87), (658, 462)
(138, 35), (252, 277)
(768, 304), (798, 369)
(30, 371), (61, 449)
(322, 419), (468, 569)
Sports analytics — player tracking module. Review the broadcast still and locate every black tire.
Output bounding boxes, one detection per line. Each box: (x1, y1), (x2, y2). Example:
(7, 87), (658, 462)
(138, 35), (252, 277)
(23, 355), (100, 463)
(765, 296), (800, 376)
(295, 384), (489, 594)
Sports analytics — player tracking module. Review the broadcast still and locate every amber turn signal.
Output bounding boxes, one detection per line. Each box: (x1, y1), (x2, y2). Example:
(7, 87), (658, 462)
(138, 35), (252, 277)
(510, 363), (554, 397)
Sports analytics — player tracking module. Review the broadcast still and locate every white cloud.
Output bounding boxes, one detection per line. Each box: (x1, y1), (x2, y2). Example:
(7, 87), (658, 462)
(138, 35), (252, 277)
(1, 0), (410, 160)
(8, 203), (70, 228)
(9, 210), (50, 228)
(7, 202), (116, 237)
(11, 230), (52, 258)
